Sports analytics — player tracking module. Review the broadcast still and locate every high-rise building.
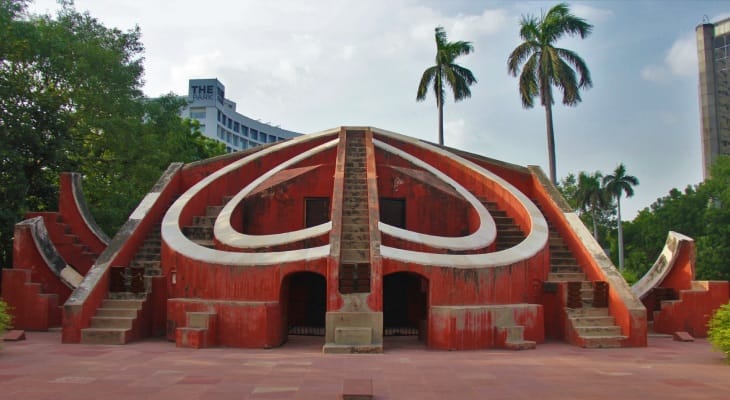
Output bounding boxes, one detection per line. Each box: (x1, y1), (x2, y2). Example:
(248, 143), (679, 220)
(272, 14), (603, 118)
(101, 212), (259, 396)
(180, 78), (301, 153)
(696, 18), (730, 178)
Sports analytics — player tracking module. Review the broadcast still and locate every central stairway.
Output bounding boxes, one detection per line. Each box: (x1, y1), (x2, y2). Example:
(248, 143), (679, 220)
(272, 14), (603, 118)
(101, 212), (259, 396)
(324, 130), (382, 353)
(339, 132), (371, 294)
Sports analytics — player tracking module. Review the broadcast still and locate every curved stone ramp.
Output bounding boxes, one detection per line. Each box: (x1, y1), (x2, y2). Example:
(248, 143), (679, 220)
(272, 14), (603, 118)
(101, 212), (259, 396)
(1, 217), (83, 330)
(164, 129), (342, 265)
(370, 129), (548, 268)
(373, 138), (497, 251)
(631, 231), (695, 300)
(62, 172), (110, 251)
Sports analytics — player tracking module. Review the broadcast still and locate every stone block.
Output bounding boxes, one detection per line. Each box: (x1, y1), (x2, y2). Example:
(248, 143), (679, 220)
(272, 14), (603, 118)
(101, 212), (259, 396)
(3, 330), (26, 341)
(335, 327), (372, 345)
(673, 331), (694, 342)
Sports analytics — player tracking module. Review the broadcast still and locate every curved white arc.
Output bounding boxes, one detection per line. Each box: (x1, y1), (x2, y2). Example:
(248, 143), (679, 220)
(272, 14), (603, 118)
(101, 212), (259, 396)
(371, 128), (548, 267)
(373, 139), (496, 251)
(162, 129), (340, 266)
(215, 139), (338, 248)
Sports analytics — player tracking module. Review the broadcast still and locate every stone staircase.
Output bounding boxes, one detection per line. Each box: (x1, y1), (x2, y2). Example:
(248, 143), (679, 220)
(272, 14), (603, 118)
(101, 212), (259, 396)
(80, 295), (147, 345)
(81, 227), (163, 345)
(339, 132), (370, 294)
(176, 311), (218, 348)
(544, 226), (626, 348)
(182, 197), (233, 248)
(481, 201), (526, 251)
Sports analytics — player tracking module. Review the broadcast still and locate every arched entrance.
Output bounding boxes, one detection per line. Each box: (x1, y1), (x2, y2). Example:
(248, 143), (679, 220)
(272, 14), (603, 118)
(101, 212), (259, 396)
(281, 272), (326, 337)
(383, 272), (428, 339)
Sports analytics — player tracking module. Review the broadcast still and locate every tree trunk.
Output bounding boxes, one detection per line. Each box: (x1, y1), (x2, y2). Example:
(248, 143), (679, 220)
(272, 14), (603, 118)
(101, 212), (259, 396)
(617, 197), (625, 270)
(544, 102), (557, 185)
(438, 92), (444, 146)
(591, 207), (599, 241)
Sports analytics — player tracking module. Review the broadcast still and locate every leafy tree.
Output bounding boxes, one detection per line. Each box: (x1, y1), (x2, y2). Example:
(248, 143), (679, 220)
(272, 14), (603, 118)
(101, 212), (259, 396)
(417, 26), (477, 146)
(0, 1), (224, 266)
(708, 302), (730, 362)
(621, 157), (730, 281)
(603, 163), (639, 270)
(507, 3), (593, 184)
(575, 171), (609, 241)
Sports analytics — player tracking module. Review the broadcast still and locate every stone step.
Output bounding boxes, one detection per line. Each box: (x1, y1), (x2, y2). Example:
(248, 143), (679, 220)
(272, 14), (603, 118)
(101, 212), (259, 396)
(574, 325), (622, 336)
(566, 307), (609, 317)
(90, 316), (134, 329)
(550, 265), (582, 273)
(192, 215), (216, 227)
(341, 249), (369, 262)
(206, 205), (223, 217)
(80, 328), (129, 345)
(551, 257), (578, 266)
(131, 260), (160, 269)
(342, 216), (367, 225)
(343, 209), (368, 217)
(581, 335), (626, 349)
(96, 308), (139, 318)
(341, 240), (369, 250)
(569, 316), (616, 327)
(101, 298), (144, 309)
(183, 226), (213, 239)
(504, 340), (537, 350)
(548, 272), (586, 282)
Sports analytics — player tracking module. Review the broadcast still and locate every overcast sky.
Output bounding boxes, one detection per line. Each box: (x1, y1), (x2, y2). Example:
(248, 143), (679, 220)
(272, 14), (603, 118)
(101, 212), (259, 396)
(28, 0), (730, 219)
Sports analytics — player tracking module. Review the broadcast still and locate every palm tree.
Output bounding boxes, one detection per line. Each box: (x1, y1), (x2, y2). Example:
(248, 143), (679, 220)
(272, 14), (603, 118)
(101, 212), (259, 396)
(417, 26), (477, 146)
(603, 163), (639, 270)
(507, 3), (593, 185)
(575, 171), (608, 241)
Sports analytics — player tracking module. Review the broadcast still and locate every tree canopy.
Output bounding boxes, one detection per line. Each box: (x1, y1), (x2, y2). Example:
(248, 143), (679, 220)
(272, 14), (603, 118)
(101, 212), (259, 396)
(417, 26), (477, 146)
(507, 2), (593, 184)
(0, 0), (224, 266)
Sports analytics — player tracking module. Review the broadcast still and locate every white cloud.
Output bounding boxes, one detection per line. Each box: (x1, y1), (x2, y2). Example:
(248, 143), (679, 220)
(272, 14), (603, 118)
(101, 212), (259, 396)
(571, 4), (614, 23)
(641, 33), (697, 83)
(665, 34), (697, 76)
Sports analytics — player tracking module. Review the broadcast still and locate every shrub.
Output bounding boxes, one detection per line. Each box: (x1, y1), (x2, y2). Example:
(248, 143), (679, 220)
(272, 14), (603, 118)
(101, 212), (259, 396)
(0, 299), (11, 347)
(708, 302), (730, 362)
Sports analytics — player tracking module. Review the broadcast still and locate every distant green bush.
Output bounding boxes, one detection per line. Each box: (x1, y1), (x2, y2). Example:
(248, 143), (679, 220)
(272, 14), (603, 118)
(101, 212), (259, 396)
(708, 303), (730, 362)
(0, 299), (11, 347)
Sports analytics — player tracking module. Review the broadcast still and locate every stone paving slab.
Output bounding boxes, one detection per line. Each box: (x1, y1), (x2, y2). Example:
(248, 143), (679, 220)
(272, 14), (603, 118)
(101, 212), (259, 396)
(0, 332), (728, 399)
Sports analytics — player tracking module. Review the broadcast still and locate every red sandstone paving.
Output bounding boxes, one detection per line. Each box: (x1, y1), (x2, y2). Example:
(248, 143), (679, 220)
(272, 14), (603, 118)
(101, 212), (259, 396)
(0, 333), (728, 400)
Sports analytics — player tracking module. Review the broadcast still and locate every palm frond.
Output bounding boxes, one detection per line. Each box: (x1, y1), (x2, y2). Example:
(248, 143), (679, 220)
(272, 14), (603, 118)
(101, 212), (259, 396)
(416, 66), (438, 101)
(507, 42), (536, 76)
(555, 47), (592, 88)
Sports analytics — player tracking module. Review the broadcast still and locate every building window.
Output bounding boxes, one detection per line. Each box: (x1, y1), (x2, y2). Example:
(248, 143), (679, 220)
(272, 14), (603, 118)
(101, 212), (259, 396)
(217, 110), (221, 122)
(241, 126), (248, 137)
(233, 135), (239, 146)
(190, 107), (206, 119)
(251, 129), (259, 141)
(217, 126), (224, 139)
(233, 122), (240, 133)
(227, 119), (232, 129)
(268, 134), (277, 143)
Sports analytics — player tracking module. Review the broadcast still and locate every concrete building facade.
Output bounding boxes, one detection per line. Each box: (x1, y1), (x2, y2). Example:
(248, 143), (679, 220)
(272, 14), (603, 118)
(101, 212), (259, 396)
(697, 18), (730, 177)
(180, 78), (300, 153)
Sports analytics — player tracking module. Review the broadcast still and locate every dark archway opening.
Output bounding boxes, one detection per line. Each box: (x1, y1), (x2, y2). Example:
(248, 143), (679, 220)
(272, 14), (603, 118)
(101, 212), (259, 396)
(383, 272), (428, 338)
(282, 272), (326, 337)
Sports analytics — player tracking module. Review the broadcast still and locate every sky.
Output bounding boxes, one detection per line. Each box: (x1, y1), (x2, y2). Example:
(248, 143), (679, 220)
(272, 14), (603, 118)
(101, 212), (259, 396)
(27, 0), (730, 220)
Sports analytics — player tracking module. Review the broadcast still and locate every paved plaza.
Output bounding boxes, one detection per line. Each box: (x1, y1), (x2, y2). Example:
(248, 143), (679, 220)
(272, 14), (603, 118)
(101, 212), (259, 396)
(0, 332), (728, 399)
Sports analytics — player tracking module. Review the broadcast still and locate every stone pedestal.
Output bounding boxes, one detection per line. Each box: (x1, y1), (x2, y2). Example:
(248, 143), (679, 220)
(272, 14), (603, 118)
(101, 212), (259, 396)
(323, 311), (383, 353)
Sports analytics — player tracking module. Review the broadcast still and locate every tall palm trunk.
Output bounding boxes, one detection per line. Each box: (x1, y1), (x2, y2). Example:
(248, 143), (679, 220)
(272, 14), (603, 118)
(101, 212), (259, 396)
(544, 102), (557, 185)
(591, 207), (599, 241)
(616, 196), (624, 270)
(438, 95), (444, 146)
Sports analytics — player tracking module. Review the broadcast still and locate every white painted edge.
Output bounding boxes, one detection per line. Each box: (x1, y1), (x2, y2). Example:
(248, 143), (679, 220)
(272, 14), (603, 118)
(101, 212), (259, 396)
(130, 192), (161, 220)
(60, 265), (84, 288)
(373, 139), (496, 250)
(214, 139), (338, 248)
(371, 128), (548, 268)
(631, 231), (694, 300)
(162, 129), (340, 265)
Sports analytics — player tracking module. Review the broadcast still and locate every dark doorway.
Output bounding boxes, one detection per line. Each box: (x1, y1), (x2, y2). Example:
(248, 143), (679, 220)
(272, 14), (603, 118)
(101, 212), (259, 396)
(283, 272), (326, 336)
(380, 198), (405, 228)
(305, 197), (330, 227)
(383, 272), (428, 337)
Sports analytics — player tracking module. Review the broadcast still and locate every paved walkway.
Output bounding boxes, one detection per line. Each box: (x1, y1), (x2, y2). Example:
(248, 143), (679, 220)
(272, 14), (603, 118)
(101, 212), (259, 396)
(0, 332), (728, 399)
